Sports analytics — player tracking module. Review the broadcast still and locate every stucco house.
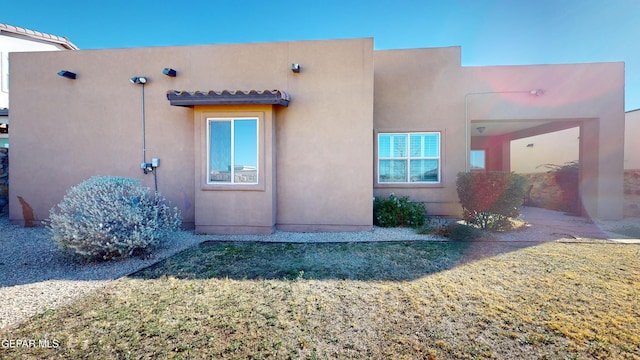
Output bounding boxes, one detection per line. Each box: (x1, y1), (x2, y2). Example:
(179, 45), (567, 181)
(0, 23), (78, 148)
(8, 38), (625, 233)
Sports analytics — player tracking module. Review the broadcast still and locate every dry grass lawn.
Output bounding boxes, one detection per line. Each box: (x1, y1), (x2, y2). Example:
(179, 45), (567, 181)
(1, 241), (639, 359)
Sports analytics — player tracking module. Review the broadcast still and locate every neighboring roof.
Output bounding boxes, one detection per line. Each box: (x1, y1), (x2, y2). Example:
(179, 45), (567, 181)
(0, 23), (78, 50)
(167, 89), (290, 107)
(0, 108), (7, 116)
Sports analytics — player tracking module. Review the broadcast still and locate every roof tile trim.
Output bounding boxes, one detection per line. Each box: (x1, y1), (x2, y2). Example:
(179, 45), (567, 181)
(0, 23), (78, 50)
(166, 89), (290, 107)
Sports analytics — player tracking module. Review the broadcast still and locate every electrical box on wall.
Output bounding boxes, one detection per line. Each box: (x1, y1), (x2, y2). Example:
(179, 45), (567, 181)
(152, 158), (160, 167)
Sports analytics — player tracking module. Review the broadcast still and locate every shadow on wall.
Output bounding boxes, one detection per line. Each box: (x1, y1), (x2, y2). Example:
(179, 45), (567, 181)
(17, 196), (36, 227)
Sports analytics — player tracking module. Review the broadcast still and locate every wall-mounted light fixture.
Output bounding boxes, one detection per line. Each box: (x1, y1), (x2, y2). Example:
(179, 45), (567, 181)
(526, 143), (534, 147)
(291, 63), (301, 73)
(162, 68), (177, 77)
(476, 126), (486, 134)
(57, 70), (77, 79)
(130, 76), (148, 84)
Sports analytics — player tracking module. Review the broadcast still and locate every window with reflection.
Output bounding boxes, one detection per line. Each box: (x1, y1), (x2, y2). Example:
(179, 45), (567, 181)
(378, 132), (441, 183)
(207, 118), (258, 184)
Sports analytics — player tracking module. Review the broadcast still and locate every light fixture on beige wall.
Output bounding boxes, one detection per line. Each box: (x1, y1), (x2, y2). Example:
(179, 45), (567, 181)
(162, 68), (177, 77)
(57, 70), (76, 80)
(130, 76), (147, 84)
(291, 63), (301, 73)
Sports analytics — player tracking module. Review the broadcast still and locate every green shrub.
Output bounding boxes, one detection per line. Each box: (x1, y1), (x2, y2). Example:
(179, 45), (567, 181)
(456, 171), (528, 230)
(373, 194), (427, 228)
(48, 176), (182, 261)
(446, 223), (483, 241)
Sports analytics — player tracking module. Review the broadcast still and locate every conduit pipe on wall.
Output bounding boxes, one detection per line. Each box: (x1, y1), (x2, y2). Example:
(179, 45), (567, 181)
(130, 76), (152, 173)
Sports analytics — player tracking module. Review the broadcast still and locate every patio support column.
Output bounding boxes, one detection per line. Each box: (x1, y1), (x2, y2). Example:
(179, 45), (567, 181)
(579, 115), (624, 220)
(501, 136), (511, 172)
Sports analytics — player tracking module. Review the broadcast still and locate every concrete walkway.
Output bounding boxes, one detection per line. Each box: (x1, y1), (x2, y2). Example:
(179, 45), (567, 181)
(519, 206), (640, 243)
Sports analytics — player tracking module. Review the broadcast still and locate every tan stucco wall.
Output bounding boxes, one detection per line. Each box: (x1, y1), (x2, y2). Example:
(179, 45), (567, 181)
(193, 106), (276, 234)
(373, 47), (465, 216)
(8, 38), (625, 227)
(9, 38), (374, 231)
(461, 62), (625, 220)
(625, 110), (640, 169)
(510, 127), (580, 173)
(374, 48), (625, 220)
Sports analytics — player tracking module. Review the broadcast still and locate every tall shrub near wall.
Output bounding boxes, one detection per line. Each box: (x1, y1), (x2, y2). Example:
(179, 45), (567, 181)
(540, 161), (579, 214)
(456, 171), (528, 230)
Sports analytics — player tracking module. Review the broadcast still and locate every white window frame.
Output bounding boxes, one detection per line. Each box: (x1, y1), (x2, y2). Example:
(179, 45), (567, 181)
(377, 132), (441, 184)
(206, 117), (259, 185)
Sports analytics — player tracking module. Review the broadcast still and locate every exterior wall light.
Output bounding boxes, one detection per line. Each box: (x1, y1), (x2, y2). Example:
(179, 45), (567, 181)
(162, 68), (177, 77)
(476, 126), (486, 134)
(57, 70), (76, 79)
(291, 63), (301, 73)
(130, 76), (148, 84)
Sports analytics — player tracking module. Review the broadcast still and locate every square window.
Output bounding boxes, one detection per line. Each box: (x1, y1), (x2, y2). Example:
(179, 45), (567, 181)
(207, 118), (258, 184)
(470, 150), (486, 171)
(378, 132), (441, 184)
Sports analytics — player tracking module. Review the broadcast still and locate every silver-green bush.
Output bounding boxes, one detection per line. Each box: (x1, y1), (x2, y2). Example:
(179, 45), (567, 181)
(48, 176), (182, 261)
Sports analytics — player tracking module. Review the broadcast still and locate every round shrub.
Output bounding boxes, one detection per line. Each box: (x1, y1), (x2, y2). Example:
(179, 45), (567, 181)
(456, 171), (527, 230)
(373, 193), (428, 228)
(48, 176), (182, 261)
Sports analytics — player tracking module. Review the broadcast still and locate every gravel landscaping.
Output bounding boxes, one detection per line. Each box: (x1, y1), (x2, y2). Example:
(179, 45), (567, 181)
(0, 213), (445, 330)
(0, 215), (203, 329)
(1, 207), (636, 331)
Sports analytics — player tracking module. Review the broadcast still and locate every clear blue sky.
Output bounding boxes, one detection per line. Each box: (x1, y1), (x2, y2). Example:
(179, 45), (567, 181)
(3, 0), (639, 110)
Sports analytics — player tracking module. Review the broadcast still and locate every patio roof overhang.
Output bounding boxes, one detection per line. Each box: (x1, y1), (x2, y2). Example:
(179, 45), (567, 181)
(166, 89), (290, 107)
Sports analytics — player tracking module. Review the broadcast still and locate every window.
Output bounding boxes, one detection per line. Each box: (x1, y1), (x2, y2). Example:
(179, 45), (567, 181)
(378, 132), (440, 183)
(470, 150), (486, 171)
(207, 117), (258, 184)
